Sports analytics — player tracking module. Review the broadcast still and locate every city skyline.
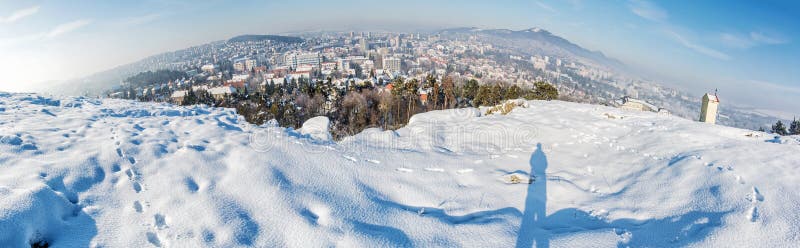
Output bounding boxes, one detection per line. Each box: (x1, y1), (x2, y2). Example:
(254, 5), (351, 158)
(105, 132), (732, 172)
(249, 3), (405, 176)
(0, 0), (798, 114)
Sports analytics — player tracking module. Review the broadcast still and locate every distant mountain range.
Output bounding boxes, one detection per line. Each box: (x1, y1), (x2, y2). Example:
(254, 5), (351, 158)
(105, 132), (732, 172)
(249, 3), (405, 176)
(437, 27), (629, 74)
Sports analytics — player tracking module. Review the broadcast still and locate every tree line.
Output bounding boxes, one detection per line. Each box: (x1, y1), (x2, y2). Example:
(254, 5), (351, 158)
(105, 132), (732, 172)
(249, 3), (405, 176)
(769, 119), (800, 136)
(178, 76), (558, 139)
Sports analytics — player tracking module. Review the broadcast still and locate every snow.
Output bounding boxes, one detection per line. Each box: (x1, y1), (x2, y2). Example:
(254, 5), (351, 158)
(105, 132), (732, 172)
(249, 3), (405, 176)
(298, 116), (332, 142)
(1, 92), (800, 247)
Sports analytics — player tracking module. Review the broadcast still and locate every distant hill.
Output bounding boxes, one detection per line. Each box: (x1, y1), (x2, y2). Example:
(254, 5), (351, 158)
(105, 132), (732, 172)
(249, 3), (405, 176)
(438, 27), (628, 74)
(227, 35), (304, 44)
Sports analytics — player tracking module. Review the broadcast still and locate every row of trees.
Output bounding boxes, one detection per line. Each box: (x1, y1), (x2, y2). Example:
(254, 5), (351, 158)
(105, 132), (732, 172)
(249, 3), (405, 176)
(769, 119), (800, 136)
(220, 76), (559, 139)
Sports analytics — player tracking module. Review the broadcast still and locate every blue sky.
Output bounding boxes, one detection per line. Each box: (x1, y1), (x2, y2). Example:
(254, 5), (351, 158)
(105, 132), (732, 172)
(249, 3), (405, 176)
(0, 0), (798, 114)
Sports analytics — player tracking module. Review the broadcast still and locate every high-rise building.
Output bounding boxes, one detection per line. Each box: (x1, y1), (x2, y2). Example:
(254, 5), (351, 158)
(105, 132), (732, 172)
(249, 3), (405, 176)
(383, 57), (401, 73)
(360, 38), (368, 52)
(393, 36), (402, 48)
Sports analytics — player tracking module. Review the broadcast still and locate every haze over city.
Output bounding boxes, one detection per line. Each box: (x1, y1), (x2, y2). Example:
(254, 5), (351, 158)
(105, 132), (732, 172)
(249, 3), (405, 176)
(0, 0), (798, 113)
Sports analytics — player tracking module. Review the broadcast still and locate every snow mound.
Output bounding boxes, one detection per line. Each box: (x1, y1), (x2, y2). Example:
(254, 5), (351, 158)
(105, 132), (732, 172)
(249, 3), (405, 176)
(1, 93), (799, 247)
(299, 116), (332, 141)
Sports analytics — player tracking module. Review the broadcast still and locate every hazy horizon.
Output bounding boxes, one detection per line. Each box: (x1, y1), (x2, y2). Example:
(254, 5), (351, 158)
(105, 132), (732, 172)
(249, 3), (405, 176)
(1, 0), (798, 114)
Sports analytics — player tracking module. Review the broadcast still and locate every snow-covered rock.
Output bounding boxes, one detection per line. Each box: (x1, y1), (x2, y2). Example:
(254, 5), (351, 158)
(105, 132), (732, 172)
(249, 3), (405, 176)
(1, 92), (799, 247)
(299, 116), (332, 142)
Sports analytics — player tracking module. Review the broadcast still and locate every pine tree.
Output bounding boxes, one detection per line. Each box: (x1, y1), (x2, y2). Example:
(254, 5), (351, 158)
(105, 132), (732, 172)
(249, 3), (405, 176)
(528, 81), (559, 100)
(474, 84), (492, 107)
(772, 120), (788, 135)
(789, 118), (800, 135)
(463, 79), (479, 103)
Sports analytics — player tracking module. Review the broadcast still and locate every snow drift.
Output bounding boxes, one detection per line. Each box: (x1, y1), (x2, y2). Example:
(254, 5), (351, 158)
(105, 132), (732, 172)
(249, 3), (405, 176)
(1, 92), (799, 247)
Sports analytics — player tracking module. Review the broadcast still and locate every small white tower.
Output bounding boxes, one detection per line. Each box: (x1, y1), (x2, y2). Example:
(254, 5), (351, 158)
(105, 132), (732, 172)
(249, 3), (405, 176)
(700, 92), (720, 124)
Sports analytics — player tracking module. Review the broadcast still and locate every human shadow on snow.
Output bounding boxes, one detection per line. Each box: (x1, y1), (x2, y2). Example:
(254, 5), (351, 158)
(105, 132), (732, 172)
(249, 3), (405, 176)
(515, 143), (731, 248)
(354, 143), (730, 247)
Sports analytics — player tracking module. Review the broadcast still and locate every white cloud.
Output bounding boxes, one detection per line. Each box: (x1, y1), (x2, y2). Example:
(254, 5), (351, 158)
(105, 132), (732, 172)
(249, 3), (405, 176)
(0, 19), (92, 47)
(749, 32), (787, 45)
(46, 19), (92, 38)
(535, 1), (558, 13)
(628, 0), (667, 22)
(667, 30), (731, 60)
(719, 31), (789, 49)
(0, 5), (40, 23)
(719, 33), (755, 49)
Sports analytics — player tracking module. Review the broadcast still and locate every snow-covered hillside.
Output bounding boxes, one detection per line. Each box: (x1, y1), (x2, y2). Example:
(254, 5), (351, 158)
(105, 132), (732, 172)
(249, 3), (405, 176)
(1, 92), (799, 247)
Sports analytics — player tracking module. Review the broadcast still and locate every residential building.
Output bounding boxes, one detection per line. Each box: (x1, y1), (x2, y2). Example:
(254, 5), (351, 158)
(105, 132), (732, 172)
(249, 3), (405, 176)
(383, 57), (401, 73)
(284, 52), (321, 69)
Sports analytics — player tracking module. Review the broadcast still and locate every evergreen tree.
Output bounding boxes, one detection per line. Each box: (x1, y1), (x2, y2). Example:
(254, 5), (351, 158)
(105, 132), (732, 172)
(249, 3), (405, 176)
(463, 79), (479, 102)
(527, 81), (559, 100)
(506, 84), (522, 99)
(474, 84), (492, 107)
(789, 118), (800, 135)
(772, 120), (788, 135)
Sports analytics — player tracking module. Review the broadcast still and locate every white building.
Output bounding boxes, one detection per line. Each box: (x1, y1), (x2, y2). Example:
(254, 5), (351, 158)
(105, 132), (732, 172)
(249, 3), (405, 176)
(170, 90), (188, 105)
(284, 52), (321, 69)
(321, 62), (337, 74)
(383, 57), (401, 73)
(233, 58), (257, 72)
(208, 86), (236, 100)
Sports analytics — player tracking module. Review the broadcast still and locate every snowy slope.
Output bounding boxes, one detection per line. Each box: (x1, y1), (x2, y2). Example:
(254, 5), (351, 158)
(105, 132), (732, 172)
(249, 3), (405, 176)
(1, 92), (799, 247)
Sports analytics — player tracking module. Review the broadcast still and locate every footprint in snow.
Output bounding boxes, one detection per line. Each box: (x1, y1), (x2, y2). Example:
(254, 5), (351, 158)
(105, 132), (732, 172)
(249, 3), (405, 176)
(146, 232), (162, 247)
(751, 187), (764, 202)
(747, 205), (759, 222)
(154, 214), (168, 229)
(133, 201), (143, 213)
(125, 168), (135, 180)
(133, 182), (142, 193)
